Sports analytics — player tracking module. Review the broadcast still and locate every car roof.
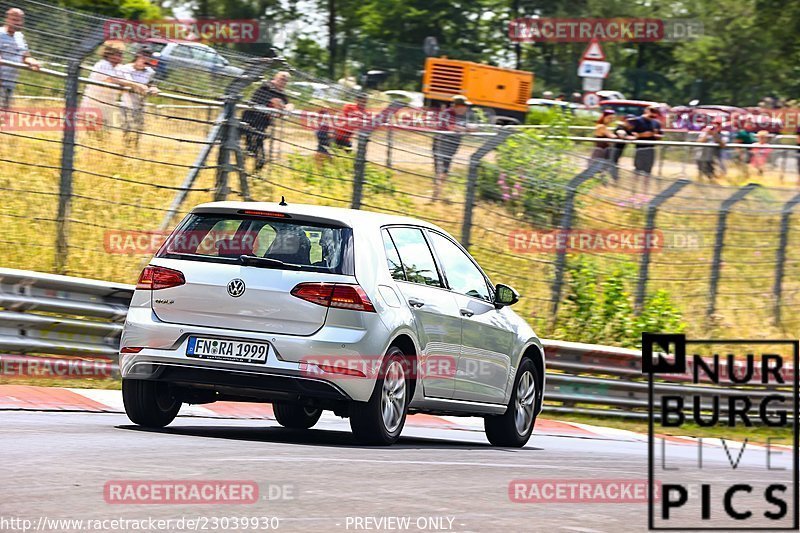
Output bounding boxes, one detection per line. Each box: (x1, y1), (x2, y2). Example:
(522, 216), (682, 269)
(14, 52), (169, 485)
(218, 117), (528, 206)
(146, 38), (212, 49)
(527, 98), (571, 107)
(601, 99), (664, 106)
(190, 201), (449, 234)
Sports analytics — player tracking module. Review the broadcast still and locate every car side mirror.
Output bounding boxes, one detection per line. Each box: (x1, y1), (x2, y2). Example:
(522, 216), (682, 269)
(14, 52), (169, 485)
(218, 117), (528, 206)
(494, 283), (519, 308)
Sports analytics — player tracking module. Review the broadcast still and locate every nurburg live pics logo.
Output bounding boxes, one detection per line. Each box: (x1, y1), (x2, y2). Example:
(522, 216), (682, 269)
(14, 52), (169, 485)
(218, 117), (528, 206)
(643, 332), (799, 530)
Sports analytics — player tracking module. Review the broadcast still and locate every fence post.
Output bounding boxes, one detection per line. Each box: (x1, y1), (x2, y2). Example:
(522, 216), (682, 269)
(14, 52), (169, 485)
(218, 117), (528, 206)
(550, 164), (607, 322)
(461, 129), (513, 249)
(55, 32), (105, 274)
(772, 192), (800, 324)
(351, 130), (371, 209)
(214, 95), (238, 201)
(386, 127), (393, 170)
(707, 183), (760, 318)
(635, 178), (690, 313)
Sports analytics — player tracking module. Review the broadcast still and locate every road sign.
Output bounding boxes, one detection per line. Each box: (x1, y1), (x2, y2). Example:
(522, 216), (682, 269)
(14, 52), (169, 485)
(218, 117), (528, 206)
(582, 39), (606, 61)
(578, 60), (611, 79)
(582, 77), (603, 92)
(583, 92), (600, 108)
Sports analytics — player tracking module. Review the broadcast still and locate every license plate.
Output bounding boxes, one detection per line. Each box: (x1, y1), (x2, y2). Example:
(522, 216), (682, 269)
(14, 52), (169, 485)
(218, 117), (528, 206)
(186, 337), (269, 364)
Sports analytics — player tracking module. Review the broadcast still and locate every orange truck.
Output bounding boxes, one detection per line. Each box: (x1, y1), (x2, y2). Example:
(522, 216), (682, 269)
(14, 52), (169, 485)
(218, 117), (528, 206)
(422, 57), (534, 124)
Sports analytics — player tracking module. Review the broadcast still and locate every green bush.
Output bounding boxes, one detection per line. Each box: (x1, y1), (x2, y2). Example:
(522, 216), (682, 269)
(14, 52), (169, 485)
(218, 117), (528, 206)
(477, 111), (583, 227)
(557, 257), (685, 348)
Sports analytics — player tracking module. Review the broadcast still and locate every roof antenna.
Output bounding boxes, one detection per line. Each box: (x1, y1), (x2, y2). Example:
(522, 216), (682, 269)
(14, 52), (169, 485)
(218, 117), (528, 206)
(279, 196), (287, 206)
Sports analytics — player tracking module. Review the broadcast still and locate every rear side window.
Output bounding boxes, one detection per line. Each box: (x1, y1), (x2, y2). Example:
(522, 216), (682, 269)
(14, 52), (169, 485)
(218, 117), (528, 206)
(386, 227), (441, 287)
(158, 213), (353, 275)
(382, 230), (405, 281)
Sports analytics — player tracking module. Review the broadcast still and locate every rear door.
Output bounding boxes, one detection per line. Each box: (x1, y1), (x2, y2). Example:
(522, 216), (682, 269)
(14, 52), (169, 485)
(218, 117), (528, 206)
(427, 230), (515, 404)
(384, 227), (461, 399)
(150, 211), (354, 336)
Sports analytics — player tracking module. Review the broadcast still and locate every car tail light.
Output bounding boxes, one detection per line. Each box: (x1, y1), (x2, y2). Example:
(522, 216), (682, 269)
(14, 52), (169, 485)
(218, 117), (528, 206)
(120, 346), (144, 353)
(291, 283), (375, 312)
(136, 265), (185, 290)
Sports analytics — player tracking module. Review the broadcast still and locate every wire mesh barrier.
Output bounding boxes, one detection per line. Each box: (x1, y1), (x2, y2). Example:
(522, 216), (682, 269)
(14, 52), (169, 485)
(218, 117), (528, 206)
(3, 0), (800, 344)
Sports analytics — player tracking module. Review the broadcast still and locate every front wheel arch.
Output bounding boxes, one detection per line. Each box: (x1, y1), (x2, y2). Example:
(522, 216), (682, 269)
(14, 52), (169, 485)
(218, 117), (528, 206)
(519, 343), (545, 415)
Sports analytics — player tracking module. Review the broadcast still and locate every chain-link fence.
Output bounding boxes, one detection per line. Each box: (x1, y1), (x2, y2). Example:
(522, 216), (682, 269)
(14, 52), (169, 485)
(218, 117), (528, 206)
(3, 0), (800, 344)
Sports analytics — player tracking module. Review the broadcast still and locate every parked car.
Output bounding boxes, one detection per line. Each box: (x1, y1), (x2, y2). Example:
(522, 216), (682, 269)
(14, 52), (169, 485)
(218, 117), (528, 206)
(382, 90), (425, 109)
(596, 90), (626, 102)
(287, 81), (349, 106)
(120, 202), (545, 446)
(527, 98), (599, 120)
(139, 39), (244, 78)
(600, 99), (669, 119)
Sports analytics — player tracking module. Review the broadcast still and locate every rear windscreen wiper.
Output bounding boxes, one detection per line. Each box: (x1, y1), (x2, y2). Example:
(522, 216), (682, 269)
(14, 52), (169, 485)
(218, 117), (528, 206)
(238, 254), (303, 270)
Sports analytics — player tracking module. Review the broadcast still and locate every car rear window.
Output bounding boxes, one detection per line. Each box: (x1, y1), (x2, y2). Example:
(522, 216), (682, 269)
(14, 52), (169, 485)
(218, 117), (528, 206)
(157, 213), (354, 275)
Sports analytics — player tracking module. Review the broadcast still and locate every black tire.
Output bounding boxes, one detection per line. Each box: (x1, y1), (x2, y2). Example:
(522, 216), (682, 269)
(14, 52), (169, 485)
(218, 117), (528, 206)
(273, 402), (322, 429)
(122, 379), (181, 428)
(484, 358), (538, 447)
(349, 347), (411, 446)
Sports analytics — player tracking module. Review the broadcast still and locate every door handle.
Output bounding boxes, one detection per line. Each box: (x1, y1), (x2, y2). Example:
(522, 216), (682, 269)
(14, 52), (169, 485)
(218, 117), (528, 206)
(407, 297), (425, 308)
(460, 308), (474, 317)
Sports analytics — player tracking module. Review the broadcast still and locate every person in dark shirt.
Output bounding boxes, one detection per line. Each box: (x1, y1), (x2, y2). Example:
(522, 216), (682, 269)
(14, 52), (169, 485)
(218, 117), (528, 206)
(610, 114), (635, 167)
(432, 94), (470, 202)
(242, 71), (290, 169)
(628, 106), (663, 191)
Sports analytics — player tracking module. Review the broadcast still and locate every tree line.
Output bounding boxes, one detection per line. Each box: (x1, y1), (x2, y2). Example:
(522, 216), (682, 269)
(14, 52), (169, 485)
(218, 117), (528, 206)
(51, 0), (800, 106)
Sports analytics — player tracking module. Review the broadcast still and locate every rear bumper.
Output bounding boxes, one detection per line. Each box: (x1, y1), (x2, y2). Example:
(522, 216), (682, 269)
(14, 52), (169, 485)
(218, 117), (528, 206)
(129, 363), (351, 404)
(120, 306), (391, 403)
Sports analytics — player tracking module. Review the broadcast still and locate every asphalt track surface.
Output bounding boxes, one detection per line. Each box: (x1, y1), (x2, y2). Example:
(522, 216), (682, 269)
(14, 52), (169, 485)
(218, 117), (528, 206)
(1, 408), (794, 533)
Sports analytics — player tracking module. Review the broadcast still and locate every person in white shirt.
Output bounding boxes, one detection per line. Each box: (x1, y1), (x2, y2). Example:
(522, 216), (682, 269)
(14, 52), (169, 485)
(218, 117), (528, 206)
(80, 41), (147, 131)
(118, 45), (159, 146)
(0, 8), (40, 109)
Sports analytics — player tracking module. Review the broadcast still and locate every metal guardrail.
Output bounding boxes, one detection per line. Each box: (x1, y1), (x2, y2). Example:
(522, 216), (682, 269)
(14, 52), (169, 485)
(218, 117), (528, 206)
(0, 268), (131, 359)
(0, 268), (792, 420)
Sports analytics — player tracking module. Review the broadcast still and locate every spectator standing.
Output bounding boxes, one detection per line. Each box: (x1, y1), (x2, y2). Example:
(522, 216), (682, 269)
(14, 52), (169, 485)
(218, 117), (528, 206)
(313, 102), (333, 164)
(432, 95), (470, 202)
(750, 130), (772, 176)
(696, 123), (725, 182)
(796, 124), (800, 179)
(609, 114), (635, 169)
(733, 121), (756, 178)
(242, 71), (290, 170)
(81, 41), (148, 130)
(628, 106), (663, 191)
(0, 8), (40, 109)
(332, 92), (368, 150)
(589, 109), (618, 182)
(118, 45), (158, 147)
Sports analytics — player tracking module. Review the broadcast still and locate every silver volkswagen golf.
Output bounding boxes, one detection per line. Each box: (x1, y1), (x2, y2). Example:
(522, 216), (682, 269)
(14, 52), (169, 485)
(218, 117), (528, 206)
(120, 201), (545, 446)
